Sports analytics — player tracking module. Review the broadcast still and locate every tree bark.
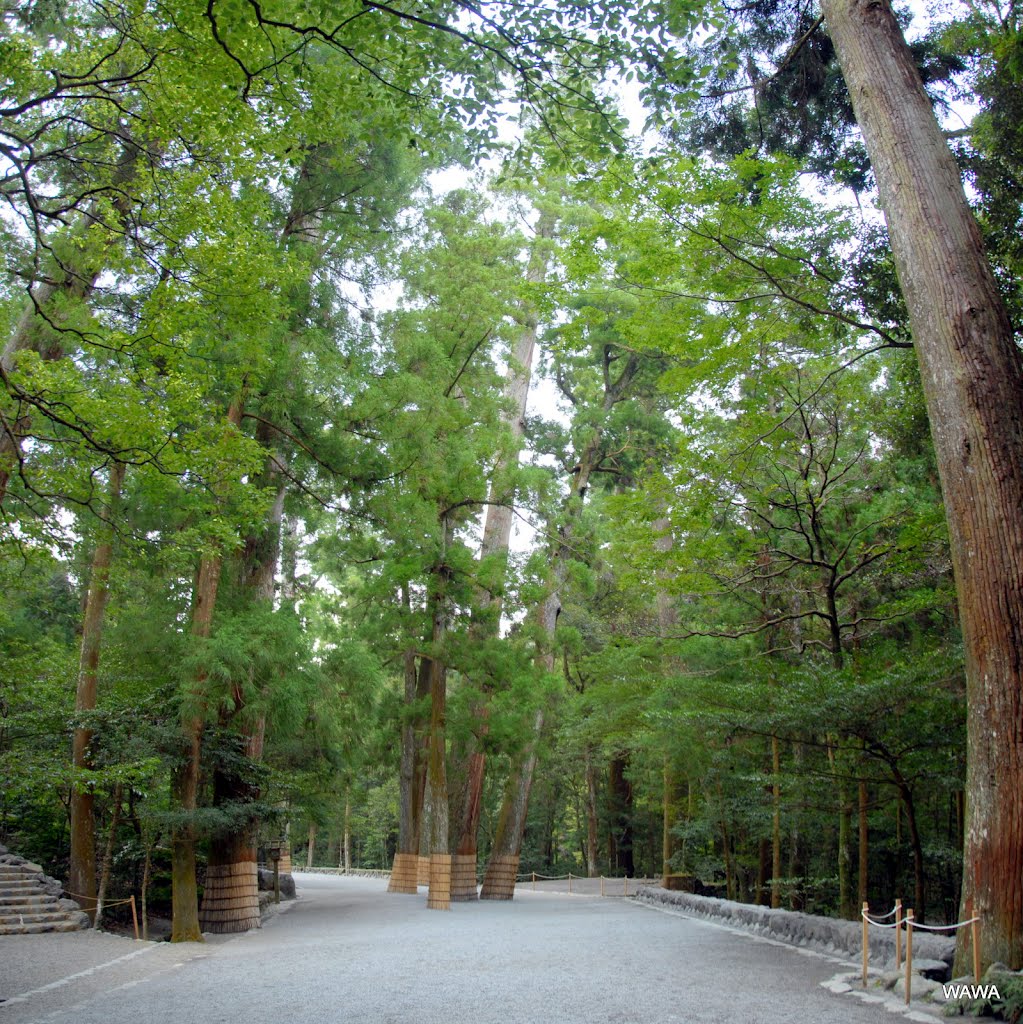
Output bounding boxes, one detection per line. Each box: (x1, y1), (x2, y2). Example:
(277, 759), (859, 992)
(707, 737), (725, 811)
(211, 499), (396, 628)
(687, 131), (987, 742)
(479, 707), (545, 900)
(480, 349), (638, 898)
(171, 399), (244, 942)
(69, 460), (124, 921)
(425, 518), (453, 910)
(449, 211), (556, 900)
(820, 0), (1023, 971)
(389, 596), (428, 893)
(199, 447), (284, 935)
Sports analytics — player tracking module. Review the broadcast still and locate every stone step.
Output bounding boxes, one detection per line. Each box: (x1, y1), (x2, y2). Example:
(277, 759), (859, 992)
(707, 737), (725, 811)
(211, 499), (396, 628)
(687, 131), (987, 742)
(0, 893), (54, 907)
(0, 908), (70, 925)
(0, 884), (43, 897)
(0, 919), (84, 936)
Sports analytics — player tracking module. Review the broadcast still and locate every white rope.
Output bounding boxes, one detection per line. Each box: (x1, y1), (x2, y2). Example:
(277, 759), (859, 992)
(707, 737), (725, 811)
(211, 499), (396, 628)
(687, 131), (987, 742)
(871, 904), (900, 920)
(911, 917), (980, 932)
(861, 909), (980, 932)
(862, 915), (900, 929)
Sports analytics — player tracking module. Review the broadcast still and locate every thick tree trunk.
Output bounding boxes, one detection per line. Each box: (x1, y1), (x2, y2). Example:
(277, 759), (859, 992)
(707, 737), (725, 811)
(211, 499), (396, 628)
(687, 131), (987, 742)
(479, 707), (545, 900)
(450, 213), (555, 900)
(69, 461), (124, 921)
(389, 606), (427, 893)
(199, 808), (260, 934)
(171, 550), (222, 943)
(425, 520), (453, 911)
(171, 398), (244, 943)
(821, 0), (1023, 972)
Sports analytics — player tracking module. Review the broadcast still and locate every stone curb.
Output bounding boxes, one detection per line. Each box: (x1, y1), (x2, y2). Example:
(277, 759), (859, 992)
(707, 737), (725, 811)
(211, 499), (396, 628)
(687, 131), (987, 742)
(635, 886), (955, 967)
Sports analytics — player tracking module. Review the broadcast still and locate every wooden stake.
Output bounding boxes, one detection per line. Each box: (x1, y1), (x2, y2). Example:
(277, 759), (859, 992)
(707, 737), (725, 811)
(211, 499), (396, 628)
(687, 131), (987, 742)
(895, 899), (902, 969)
(600, 876), (605, 897)
(532, 871), (535, 891)
(130, 895), (139, 941)
(568, 872), (572, 894)
(624, 876), (628, 897)
(905, 909), (914, 1005)
(862, 901), (869, 987)
(968, 898), (981, 983)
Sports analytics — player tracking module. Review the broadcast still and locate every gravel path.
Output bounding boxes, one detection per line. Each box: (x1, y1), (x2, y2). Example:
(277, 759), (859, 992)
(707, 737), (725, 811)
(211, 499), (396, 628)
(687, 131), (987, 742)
(1, 873), (938, 1024)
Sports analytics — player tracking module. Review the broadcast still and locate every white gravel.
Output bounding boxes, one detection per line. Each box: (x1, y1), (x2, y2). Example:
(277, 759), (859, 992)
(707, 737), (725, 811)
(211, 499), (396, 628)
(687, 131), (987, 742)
(0, 873), (932, 1024)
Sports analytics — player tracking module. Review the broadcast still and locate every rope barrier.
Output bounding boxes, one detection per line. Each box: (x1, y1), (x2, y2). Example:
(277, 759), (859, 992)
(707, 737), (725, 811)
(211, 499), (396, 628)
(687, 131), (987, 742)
(63, 890), (133, 907)
(910, 917), (980, 932)
(62, 891), (140, 939)
(861, 898), (982, 1003)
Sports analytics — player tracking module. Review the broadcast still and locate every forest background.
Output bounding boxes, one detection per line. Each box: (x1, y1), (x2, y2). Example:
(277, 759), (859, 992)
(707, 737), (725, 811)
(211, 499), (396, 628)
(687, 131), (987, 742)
(0, 0), (1020, 974)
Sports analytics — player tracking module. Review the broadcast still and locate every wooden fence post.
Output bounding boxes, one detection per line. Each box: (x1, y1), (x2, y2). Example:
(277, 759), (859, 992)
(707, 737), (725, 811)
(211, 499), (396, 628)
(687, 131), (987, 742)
(905, 909), (914, 1005)
(862, 902), (869, 987)
(895, 899), (903, 969)
(968, 898), (980, 983)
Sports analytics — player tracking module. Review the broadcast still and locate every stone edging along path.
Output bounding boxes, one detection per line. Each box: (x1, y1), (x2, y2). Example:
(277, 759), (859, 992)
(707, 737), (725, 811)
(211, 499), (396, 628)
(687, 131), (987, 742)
(635, 886), (955, 967)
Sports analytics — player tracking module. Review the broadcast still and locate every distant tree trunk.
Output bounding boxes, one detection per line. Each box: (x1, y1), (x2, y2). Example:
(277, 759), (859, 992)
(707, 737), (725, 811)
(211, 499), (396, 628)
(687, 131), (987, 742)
(771, 735), (782, 909)
(821, 0), (1023, 973)
(662, 760), (677, 886)
(609, 756), (635, 877)
(586, 750), (600, 878)
(898, 782), (927, 922)
(69, 461), (124, 921)
(140, 832), (157, 942)
(719, 801), (735, 901)
(756, 839), (771, 907)
(93, 783), (123, 931)
(788, 741), (806, 911)
(481, 348), (639, 899)
(306, 824), (317, 869)
(858, 778), (869, 907)
(343, 793), (351, 873)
